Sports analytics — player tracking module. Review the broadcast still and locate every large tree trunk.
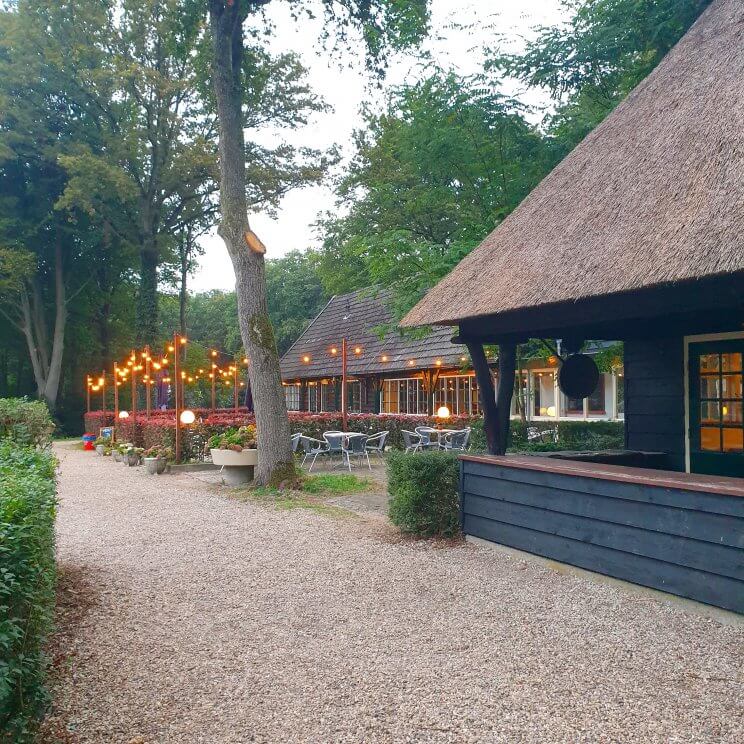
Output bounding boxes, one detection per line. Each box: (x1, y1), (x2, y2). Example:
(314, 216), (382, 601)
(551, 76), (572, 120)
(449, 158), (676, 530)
(209, 0), (294, 486)
(179, 230), (189, 338)
(137, 235), (159, 347)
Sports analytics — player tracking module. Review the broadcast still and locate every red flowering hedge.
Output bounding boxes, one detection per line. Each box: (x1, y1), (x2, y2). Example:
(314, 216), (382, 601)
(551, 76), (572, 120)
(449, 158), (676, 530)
(84, 409), (483, 457)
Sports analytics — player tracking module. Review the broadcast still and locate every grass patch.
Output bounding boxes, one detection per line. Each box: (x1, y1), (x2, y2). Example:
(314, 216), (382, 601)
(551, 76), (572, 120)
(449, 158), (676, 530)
(302, 473), (375, 495)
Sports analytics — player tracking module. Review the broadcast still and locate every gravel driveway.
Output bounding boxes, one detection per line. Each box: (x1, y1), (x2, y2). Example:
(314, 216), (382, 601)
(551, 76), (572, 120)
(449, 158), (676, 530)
(50, 442), (743, 743)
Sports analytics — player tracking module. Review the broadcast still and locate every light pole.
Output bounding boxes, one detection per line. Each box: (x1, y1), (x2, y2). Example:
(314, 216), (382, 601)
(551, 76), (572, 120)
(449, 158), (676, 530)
(341, 337), (348, 432)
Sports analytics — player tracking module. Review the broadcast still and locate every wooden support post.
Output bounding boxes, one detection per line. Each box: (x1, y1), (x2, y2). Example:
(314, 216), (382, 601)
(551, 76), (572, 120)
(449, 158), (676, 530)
(233, 363), (238, 412)
(86, 376), (91, 413)
(131, 351), (137, 424)
(211, 368), (217, 413)
(101, 371), (106, 415)
(341, 338), (348, 432)
(145, 345), (151, 418)
(466, 340), (517, 455)
(113, 362), (119, 439)
(174, 333), (181, 464)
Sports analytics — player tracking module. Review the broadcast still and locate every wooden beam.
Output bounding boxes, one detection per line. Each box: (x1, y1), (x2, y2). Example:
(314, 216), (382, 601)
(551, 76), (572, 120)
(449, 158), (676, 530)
(466, 342), (498, 454)
(495, 342), (517, 455)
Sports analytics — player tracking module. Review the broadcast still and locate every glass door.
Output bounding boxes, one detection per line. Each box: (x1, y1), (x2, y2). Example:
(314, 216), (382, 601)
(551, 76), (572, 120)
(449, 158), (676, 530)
(689, 340), (744, 476)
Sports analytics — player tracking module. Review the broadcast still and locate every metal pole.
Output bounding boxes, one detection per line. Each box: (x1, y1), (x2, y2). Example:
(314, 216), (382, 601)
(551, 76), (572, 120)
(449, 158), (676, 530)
(86, 376), (91, 413)
(101, 371), (106, 415)
(341, 337), (348, 432)
(233, 363), (238, 412)
(211, 367), (216, 412)
(145, 344), (151, 418)
(174, 333), (181, 464)
(131, 352), (137, 424)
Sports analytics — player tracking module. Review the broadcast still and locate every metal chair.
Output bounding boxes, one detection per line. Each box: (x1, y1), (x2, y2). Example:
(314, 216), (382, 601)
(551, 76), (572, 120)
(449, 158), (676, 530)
(365, 431), (389, 461)
(402, 429), (423, 453)
(341, 433), (370, 471)
(442, 428), (471, 452)
(415, 426), (441, 450)
(323, 431), (345, 465)
(299, 436), (329, 471)
(290, 433), (302, 453)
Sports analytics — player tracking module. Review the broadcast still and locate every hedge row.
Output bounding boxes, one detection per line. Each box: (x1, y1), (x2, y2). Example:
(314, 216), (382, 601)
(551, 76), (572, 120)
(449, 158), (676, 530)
(0, 441), (57, 740)
(0, 398), (55, 447)
(84, 410), (623, 459)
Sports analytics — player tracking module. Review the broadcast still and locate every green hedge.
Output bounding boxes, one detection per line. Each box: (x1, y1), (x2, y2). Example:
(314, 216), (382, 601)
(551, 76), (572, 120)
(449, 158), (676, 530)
(0, 441), (57, 740)
(387, 451), (460, 537)
(0, 399), (54, 447)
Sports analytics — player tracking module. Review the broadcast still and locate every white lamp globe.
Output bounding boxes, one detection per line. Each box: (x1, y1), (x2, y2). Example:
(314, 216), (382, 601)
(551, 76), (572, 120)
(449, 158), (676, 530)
(118, 410), (130, 419)
(436, 405), (451, 419)
(180, 409), (196, 425)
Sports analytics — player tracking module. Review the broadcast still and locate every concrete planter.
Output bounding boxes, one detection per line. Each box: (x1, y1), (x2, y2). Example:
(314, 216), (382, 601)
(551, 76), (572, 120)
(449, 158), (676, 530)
(95, 444), (105, 456)
(113, 451), (122, 463)
(126, 452), (140, 467)
(210, 448), (258, 485)
(144, 456), (167, 475)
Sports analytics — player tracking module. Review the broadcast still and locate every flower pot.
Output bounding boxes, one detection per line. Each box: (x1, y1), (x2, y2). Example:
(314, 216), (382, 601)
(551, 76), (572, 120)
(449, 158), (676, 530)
(113, 451), (122, 463)
(95, 444), (105, 455)
(144, 456), (166, 475)
(210, 448), (258, 485)
(126, 453), (140, 467)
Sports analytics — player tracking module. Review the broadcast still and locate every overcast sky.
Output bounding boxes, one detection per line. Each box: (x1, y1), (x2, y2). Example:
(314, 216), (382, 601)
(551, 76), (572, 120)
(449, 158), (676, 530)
(191, 0), (566, 292)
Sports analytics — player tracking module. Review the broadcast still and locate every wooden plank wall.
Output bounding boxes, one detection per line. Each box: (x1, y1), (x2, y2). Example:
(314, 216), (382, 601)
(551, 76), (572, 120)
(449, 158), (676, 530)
(624, 337), (686, 471)
(461, 459), (744, 614)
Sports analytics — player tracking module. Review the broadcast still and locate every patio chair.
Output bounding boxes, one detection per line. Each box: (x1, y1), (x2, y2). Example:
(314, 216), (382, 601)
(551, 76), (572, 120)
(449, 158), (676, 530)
(415, 426), (441, 450)
(323, 431), (345, 465)
(341, 433), (370, 471)
(299, 436), (329, 471)
(402, 429), (423, 453)
(365, 431), (389, 461)
(290, 432), (302, 453)
(442, 427), (471, 452)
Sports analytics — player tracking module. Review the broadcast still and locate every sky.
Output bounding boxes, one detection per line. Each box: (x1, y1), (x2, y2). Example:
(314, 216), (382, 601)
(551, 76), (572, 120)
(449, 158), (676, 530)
(191, 0), (566, 293)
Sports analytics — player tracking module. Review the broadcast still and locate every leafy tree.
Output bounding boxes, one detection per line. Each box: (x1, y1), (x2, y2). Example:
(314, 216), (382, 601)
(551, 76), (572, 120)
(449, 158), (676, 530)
(316, 72), (551, 320)
(497, 0), (713, 154)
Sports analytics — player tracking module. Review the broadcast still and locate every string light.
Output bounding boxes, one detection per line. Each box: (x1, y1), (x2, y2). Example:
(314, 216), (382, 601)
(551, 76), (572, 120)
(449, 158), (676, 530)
(330, 347), (338, 355)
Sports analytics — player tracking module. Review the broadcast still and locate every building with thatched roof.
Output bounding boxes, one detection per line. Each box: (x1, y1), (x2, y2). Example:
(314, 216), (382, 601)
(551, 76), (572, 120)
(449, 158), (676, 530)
(401, 0), (744, 614)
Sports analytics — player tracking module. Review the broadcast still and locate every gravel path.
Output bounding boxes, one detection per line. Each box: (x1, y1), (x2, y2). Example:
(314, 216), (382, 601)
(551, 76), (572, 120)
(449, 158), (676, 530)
(51, 442), (743, 743)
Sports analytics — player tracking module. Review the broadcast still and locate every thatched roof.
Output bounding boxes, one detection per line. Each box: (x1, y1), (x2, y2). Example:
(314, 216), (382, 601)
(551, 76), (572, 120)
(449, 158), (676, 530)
(401, 0), (744, 329)
(280, 289), (463, 380)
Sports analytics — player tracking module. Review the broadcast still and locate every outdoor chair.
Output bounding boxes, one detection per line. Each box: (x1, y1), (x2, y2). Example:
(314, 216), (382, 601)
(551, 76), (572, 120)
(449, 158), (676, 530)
(290, 432), (302, 453)
(341, 433), (370, 471)
(402, 429), (423, 453)
(323, 431), (346, 465)
(299, 436), (329, 471)
(442, 428), (471, 452)
(365, 431), (389, 461)
(415, 426), (442, 450)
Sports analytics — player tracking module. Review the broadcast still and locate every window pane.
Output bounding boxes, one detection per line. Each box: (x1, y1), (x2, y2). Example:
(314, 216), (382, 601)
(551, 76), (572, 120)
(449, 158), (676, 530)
(721, 375), (743, 399)
(722, 401), (743, 425)
(699, 354), (720, 373)
(701, 401), (721, 424)
(721, 353), (742, 373)
(700, 427), (721, 451)
(722, 428), (744, 452)
(700, 376), (720, 399)
(588, 375), (606, 414)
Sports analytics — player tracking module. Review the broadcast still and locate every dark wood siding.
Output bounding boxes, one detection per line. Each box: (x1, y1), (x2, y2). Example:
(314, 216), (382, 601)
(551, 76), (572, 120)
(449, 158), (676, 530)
(624, 337), (685, 471)
(461, 459), (744, 614)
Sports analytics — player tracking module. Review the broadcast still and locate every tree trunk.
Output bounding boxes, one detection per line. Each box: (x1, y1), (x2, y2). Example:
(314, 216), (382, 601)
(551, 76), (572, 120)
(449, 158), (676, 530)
(42, 233), (67, 408)
(179, 231), (189, 338)
(209, 0), (294, 486)
(138, 236), (159, 347)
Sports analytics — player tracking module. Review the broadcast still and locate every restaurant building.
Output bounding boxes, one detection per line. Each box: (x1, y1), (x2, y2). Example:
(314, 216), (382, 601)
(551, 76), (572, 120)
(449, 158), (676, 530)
(401, 0), (744, 613)
(280, 289), (623, 420)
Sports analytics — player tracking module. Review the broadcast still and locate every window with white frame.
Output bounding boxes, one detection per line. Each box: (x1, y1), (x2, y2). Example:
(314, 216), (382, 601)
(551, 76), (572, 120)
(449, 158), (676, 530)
(381, 378), (425, 414)
(434, 375), (478, 415)
(284, 383), (301, 411)
(531, 370), (557, 417)
(320, 380), (337, 412)
(307, 383), (320, 412)
(347, 380), (361, 413)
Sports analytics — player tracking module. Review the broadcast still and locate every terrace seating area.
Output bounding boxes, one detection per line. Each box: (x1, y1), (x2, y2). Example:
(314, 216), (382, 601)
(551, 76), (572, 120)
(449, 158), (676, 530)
(296, 430), (391, 472)
(402, 426), (472, 454)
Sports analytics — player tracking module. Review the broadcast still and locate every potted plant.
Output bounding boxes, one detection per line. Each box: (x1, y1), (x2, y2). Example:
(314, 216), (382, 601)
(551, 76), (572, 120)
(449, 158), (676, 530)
(208, 425), (258, 485)
(114, 442), (131, 463)
(142, 445), (173, 475)
(125, 445), (143, 467)
(94, 436), (107, 455)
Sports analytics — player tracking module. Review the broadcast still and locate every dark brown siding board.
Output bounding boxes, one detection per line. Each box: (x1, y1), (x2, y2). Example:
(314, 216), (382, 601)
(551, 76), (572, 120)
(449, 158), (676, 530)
(463, 515), (744, 614)
(465, 460), (744, 517)
(464, 494), (744, 581)
(461, 460), (744, 614)
(624, 337), (686, 472)
(463, 474), (744, 549)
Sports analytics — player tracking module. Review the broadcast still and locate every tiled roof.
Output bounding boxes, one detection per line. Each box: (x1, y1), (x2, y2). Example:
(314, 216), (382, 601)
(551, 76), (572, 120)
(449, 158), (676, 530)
(280, 289), (465, 380)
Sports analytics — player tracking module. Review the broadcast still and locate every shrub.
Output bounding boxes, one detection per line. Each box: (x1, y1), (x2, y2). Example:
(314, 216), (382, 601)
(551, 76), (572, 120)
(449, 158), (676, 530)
(0, 398), (55, 447)
(0, 441), (57, 740)
(387, 450), (460, 538)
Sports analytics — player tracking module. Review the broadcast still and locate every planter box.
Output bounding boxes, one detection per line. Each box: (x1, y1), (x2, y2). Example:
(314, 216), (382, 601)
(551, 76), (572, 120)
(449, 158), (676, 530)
(95, 445), (105, 455)
(144, 456), (167, 475)
(210, 448), (257, 485)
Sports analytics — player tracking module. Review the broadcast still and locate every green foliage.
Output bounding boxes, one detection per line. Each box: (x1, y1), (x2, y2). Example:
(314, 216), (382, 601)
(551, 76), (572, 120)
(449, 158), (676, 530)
(0, 440), (57, 740)
(207, 425), (257, 451)
(387, 450), (460, 537)
(316, 72), (551, 319)
(301, 473), (374, 495)
(496, 0), (711, 155)
(0, 398), (54, 447)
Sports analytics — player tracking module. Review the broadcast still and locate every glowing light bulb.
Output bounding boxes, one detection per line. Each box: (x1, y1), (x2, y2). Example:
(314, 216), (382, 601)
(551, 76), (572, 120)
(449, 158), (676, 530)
(180, 409), (195, 425)
(436, 406), (450, 419)
(118, 410), (129, 419)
